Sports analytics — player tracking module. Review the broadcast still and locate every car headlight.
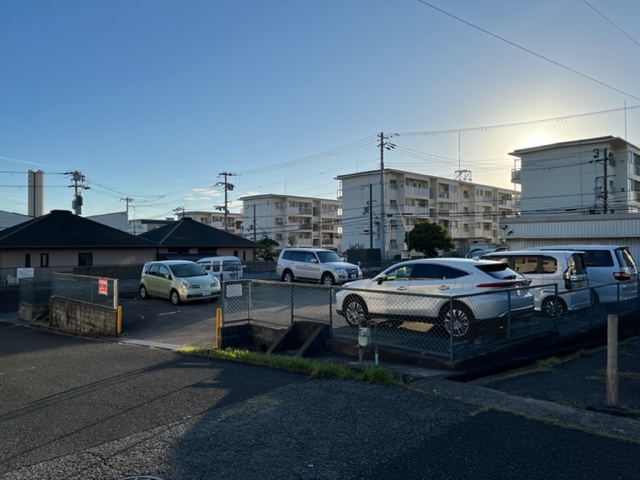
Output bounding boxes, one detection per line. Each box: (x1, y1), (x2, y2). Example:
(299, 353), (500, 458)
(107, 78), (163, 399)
(179, 279), (190, 288)
(335, 268), (347, 275)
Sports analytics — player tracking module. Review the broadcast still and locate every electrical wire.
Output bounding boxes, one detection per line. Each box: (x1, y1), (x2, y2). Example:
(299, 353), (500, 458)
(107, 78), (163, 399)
(415, 0), (640, 101)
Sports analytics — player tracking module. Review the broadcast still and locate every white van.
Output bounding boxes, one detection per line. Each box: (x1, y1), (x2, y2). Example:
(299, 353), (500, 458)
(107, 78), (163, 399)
(481, 250), (591, 317)
(525, 245), (638, 304)
(196, 256), (243, 282)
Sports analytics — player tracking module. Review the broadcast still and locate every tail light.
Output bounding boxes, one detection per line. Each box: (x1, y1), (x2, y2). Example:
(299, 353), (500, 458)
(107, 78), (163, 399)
(614, 271), (631, 281)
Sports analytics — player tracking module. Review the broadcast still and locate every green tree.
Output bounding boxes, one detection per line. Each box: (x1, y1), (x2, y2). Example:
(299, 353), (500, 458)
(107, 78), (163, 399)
(255, 237), (279, 261)
(405, 221), (455, 258)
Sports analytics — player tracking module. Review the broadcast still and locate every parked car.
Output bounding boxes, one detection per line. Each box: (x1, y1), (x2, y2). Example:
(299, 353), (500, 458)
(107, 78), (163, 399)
(197, 256), (243, 282)
(525, 245), (638, 304)
(335, 258), (534, 338)
(139, 260), (221, 305)
(481, 250), (590, 317)
(276, 248), (363, 285)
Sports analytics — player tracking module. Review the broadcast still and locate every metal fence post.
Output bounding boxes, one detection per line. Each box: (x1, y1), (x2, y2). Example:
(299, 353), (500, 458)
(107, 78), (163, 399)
(290, 282), (295, 326)
(606, 314), (618, 406)
(448, 297), (454, 362)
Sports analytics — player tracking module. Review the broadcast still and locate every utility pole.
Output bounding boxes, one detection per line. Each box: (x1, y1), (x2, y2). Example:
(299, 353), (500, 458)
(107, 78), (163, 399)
(369, 184), (373, 249)
(253, 204), (257, 242)
(216, 172), (236, 231)
(378, 132), (396, 260)
(65, 171), (90, 215)
(121, 196), (133, 217)
(173, 206), (185, 219)
(592, 148), (613, 214)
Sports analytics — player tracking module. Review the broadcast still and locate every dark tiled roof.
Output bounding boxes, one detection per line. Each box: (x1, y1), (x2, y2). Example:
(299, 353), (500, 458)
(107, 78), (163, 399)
(0, 210), (156, 248)
(139, 217), (259, 248)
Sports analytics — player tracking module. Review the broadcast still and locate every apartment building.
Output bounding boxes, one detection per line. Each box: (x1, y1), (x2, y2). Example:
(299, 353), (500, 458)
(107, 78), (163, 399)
(239, 194), (341, 250)
(336, 169), (517, 260)
(179, 210), (244, 234)
(510, 135), (640, 215)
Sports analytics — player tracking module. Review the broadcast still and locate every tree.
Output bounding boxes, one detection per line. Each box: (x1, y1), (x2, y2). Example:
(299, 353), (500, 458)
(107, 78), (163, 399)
(255, 237), (279, 261)
(405, 221), (455, 258)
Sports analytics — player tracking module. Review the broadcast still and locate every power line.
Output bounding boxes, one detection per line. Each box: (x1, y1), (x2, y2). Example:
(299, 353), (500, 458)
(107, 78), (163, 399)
(582, 0), (640, 48)
(416, 0), (640, 101)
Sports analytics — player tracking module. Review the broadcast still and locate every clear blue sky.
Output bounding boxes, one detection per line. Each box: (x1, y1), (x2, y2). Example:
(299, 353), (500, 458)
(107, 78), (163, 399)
(1, 0), (639, 220)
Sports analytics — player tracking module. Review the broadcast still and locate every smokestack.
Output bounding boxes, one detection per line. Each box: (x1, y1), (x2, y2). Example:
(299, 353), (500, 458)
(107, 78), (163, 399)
(27, 170), (44, 217)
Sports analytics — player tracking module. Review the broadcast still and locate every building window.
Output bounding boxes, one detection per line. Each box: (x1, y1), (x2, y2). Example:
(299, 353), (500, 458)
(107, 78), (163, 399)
(78, 253), (93, 266)
(41, 253), (49, 267)
(25, 253), (31, 268)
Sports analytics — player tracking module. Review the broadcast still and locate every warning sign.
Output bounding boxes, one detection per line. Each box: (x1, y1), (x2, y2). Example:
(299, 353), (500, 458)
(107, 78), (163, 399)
(98, 278), (108, 296)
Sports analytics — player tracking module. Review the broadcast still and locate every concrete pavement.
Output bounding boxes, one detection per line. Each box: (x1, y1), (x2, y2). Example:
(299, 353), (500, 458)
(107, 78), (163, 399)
(1, 316), (639, 479)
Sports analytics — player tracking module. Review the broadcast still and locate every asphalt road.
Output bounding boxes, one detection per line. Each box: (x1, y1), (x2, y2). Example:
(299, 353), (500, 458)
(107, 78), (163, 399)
(1, 322), (640, 480)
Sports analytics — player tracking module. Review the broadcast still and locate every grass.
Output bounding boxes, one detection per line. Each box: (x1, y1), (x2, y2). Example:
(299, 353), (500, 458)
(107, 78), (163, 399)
(179, 347), (403, 386)
(536, 356), (563, 372)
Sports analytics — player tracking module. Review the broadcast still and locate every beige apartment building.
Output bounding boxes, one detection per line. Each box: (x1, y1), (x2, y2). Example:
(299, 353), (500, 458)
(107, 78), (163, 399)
(336, 169), (517, 260)
(239, 194), (342, 251)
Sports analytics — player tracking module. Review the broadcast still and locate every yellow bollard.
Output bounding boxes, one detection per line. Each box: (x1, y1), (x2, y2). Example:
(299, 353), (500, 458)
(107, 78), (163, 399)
(117, 305), (122, 335)
(215, 308), (222, 349)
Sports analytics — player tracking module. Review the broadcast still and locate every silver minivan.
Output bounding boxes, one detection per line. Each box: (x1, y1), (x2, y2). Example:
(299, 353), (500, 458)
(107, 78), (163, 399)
(482, 250), (591, 317)
(526, 245), (638, 304)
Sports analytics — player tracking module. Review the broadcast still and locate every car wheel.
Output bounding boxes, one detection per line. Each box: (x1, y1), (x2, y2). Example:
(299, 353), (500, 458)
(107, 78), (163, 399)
(343, 295), (368, 327)
(281, 270), (294, 283)
(542, 297), (566, 317)
(321, 273), (336, 286)
(139, 285), (149, 300)
(440, 302), (474, 338)
(170, 289), (181, 306)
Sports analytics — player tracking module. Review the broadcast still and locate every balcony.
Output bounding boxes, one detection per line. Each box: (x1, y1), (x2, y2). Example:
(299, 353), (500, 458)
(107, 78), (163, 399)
(511, 169), (521, 184)
(405, 186), (429, 197)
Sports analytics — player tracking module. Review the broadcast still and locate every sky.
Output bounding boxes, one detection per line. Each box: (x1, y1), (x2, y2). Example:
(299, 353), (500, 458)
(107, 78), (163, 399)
(1, 0), (639, 221)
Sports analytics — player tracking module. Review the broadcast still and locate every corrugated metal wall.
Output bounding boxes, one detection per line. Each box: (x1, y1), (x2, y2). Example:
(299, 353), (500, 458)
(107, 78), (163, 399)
(502, 214), (640, 262)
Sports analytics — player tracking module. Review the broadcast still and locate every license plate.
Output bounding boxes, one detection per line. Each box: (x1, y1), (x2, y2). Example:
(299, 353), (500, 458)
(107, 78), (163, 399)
(202, 289), (211, 296)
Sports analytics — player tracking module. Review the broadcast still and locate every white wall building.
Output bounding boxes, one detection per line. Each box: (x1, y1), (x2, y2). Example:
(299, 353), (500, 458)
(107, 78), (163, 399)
(336, 169), (517, 260)
(180, 210), (243, 234)
(510, 136), (640, 215)
(239, 194), (341, 251)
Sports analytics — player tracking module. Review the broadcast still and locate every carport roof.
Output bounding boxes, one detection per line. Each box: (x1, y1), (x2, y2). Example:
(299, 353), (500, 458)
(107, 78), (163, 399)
(0, 209), (157, 248)
(139, 217), (260, 248)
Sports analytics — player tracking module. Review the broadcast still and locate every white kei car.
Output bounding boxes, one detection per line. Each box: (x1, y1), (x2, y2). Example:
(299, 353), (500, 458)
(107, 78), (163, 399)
(335, 258), (534, 338)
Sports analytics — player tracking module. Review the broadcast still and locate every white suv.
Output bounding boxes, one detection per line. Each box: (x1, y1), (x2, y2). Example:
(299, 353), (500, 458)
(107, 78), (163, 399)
(276, 248), (363, 285)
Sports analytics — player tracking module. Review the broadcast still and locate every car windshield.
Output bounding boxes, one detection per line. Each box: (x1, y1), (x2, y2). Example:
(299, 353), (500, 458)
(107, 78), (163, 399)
(223, 261), (242, 271)
(170, 263), (207, 278)
(316, 251), (342, 263)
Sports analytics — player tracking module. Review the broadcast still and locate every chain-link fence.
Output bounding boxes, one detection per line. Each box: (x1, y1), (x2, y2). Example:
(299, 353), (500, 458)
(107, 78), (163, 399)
(52, 273), (119, 309)
(19, 279), (52, 305)
(220, 279), (640, 361)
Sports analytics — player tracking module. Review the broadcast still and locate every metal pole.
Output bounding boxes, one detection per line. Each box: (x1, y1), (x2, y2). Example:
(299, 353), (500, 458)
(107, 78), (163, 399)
(379, 132), (385, 261)
(369, 184), (373, 249)
(606, 314), (618, 406)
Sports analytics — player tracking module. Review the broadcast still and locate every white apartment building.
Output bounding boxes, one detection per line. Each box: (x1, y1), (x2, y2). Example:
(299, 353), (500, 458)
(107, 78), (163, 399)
(180, 210), (244, 234)
(239, 194), (342, 250)
(336, 169), (517, 260)
(510, 136), (640, 215)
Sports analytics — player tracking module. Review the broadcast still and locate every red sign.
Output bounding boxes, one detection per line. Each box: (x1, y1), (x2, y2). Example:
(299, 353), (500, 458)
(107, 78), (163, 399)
(98, 278), (108, 296)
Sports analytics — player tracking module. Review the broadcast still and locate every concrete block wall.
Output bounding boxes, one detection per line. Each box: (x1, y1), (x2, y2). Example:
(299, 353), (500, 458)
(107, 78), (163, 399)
(49, 296), (119, 336)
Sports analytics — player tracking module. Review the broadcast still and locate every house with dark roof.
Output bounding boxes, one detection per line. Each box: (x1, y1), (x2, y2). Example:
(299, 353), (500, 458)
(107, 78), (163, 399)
(139, 217), (260, 262)
(0, 210), (157, 282)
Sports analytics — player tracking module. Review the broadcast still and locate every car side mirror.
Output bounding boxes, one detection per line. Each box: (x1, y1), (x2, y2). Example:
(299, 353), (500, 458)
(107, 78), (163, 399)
(376, 275), (387, 285)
